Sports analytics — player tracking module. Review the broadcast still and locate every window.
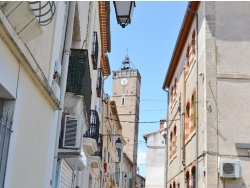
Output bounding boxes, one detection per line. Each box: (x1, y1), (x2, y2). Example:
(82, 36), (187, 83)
(0, 99), (14, 187)
(91, 31), (99, 70)
(192, 167), (196, 188)
(186, 172), (190, 188)
(122, 97), (125, 106)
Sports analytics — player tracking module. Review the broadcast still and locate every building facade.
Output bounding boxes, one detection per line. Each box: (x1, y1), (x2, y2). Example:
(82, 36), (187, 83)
(0, 1), (111, 188)
(163, 1), (250, 188)
(102, 96), (126, 188)
(143, 120), (165, 188)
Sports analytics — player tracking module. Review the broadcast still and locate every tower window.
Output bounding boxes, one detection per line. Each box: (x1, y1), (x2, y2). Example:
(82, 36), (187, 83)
(121, 97), (125, 106)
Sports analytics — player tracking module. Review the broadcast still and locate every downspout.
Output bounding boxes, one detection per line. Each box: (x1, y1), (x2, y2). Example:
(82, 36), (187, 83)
(51, 2), (76, 187)
(187, 6), (199, 187)
(100, 75), (110, 188)
(182, 67), (186, 167)
(163, 89), (169, 188)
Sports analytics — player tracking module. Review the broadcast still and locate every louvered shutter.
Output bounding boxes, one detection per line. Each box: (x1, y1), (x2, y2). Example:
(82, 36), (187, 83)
(59, 159), (74, 188)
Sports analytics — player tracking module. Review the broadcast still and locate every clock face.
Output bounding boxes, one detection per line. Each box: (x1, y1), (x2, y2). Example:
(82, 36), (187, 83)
(121, 78), (128, 86)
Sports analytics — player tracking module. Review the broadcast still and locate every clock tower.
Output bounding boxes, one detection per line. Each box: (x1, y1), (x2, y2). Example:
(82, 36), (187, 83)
(112, 57), (141, 164)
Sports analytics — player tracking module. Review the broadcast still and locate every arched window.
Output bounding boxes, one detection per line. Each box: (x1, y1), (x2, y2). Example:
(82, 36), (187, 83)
(186, 45), (190, 59)
(192, 167), (196, 188)
(170, 184), (172, 188)
(186, 102), (190, 118)
(186, 172), (190, 188)
(173, 181), (176, 188)
(192, 30), (196, 46)
(191, 91), (196, 127)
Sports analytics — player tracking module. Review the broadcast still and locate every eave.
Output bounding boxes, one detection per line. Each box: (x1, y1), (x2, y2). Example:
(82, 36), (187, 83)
(162, 1), (200, 89)
(99, 1), (111, 76)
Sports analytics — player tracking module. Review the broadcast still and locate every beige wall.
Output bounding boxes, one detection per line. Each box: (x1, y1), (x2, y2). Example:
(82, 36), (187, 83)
(166, 1), (250, 188)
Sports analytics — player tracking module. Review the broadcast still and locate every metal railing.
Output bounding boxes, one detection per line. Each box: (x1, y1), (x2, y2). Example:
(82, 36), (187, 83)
(29, 1), (56, 26)
(83, 110), (100, 143)
(66, 49), (92, 124)
(96, 68), (102, 98)
(91, 31), (99, 70)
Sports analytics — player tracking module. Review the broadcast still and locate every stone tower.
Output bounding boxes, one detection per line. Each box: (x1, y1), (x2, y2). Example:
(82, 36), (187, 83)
(112, 57), (141, 164)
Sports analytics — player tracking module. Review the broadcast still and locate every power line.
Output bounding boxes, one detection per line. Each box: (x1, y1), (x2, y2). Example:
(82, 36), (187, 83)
(104, 117), (180, 124)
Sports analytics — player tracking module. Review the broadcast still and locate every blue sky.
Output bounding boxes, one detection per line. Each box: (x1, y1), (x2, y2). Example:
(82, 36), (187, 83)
(104, 1), (188, 177)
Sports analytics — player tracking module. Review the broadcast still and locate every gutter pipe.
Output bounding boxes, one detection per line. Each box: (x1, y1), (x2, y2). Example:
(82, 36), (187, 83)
(51, 2), (76, 187)
(163, 89), (169, 188)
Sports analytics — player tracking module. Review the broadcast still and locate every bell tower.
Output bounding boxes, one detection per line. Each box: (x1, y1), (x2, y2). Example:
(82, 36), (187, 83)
(112, 56), (141, 164)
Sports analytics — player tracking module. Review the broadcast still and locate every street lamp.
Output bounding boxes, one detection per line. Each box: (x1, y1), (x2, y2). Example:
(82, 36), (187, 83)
(115, 138), (122, 150)
(113, 1), (136, 28)
(124, 173), (127, 181)
(115, 138), (123, 162)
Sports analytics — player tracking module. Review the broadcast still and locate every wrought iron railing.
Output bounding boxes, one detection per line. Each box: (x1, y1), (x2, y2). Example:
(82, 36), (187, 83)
(93, 134), (103, 159)
(96, 68), (102, 98)
(66, 49), (92, 124)
(29, 1), (56, 26)
(83, 110), (100, 143)
(91, 31), (99, 70)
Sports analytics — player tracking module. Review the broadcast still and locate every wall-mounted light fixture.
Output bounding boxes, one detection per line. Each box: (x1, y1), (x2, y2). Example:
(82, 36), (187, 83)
(113, 1), (136, 28)
(115, 138), (123, 150)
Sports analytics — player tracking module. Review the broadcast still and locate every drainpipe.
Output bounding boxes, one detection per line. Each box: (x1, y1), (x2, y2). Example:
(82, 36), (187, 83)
(100, 75), (110, 188)
(187, 6), (199, 187)
(182, 67), (186, 168)
(163, 89), (169, 188)
(51, 2), (76, 187)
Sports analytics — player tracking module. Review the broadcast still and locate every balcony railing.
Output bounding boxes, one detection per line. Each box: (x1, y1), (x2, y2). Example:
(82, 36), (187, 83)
(91, 31), (99, 70)
(93, 134), (103, 159)
(96, 68), (102, 98)
(66, 49), (92, 123)
(83, 110), (100, 143)
(29, 1), (56, 26)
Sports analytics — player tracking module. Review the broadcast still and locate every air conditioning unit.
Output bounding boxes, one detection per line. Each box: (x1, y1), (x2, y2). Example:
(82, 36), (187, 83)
(62, 115), (82, 149)
(219, 159), (241, 178)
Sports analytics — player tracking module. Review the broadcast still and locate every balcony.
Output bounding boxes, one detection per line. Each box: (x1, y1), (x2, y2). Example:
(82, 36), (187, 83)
(82, 110), (101, 156)
(66, 49), (92, 125)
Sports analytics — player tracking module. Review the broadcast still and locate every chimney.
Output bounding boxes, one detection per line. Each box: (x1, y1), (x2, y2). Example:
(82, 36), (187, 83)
(160, 119), (166, 130)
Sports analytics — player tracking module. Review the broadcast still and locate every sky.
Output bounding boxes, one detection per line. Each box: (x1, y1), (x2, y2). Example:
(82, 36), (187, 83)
(104, 1), (188, 177)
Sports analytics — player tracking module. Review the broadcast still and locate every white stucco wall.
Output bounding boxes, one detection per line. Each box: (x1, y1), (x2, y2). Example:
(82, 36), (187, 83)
(145, 132), (165, 188)
(0, 36), (58, 188)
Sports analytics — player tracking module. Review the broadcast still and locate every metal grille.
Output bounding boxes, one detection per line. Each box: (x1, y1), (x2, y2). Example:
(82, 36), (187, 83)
(96, 68), (102, 98)
(93, 134), (103, 159)
(223, 163), (235, 175)
(29, 1), (56, 26)
(66, 49), (92, 124)
(83, 110), (100, 143)
(0, 99), (13, 187)
(91, 32), (99, 70)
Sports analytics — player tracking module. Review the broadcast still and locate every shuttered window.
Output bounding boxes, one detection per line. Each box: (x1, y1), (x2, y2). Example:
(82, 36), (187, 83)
(0, 99), (13, 187)
(59, 159), (74, 188)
